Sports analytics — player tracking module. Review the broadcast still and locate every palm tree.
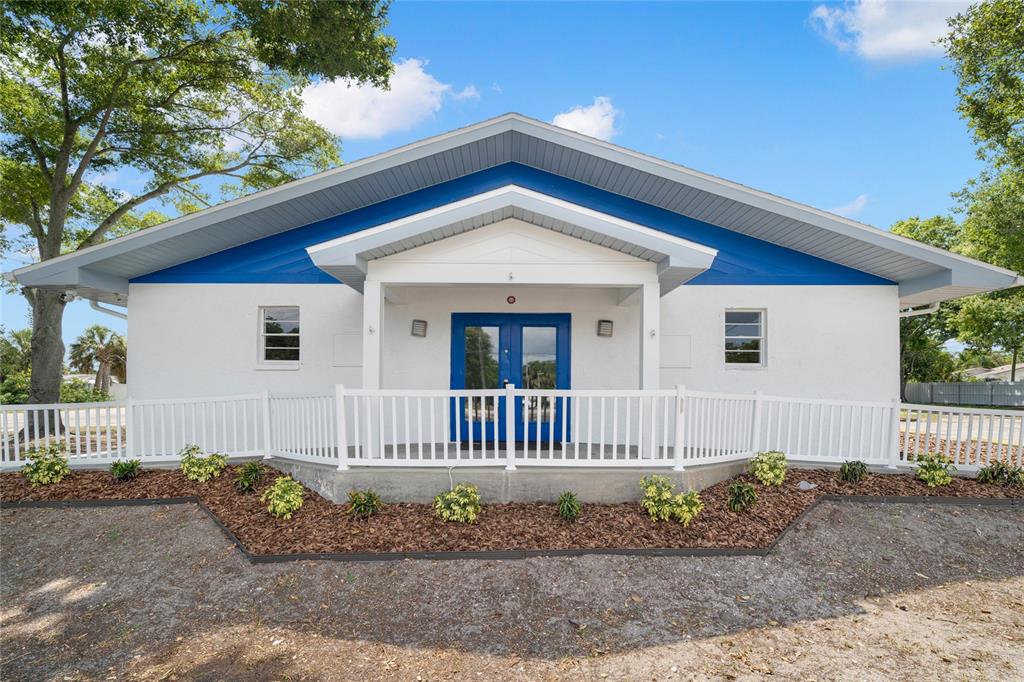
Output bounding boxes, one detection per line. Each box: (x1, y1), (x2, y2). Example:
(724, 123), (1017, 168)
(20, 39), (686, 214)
(68, 326), (127, 394)
(0, 327), (32, 381)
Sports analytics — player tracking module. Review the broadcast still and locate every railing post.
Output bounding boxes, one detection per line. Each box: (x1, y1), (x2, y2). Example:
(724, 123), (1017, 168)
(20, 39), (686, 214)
(124, 396), (135, 458)
(504, 383), (516, 471)
(886, 397), (901, 469)
(673, 385), (686, 471)
(261, 390), (273, 460)
(335, 384), (349, 471)
(750, 389), (763, 454)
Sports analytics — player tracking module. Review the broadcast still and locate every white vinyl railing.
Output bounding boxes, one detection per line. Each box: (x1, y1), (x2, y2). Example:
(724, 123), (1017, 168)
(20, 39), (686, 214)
(901, 402), (1023, 468)
(2, 387), (1021, 470)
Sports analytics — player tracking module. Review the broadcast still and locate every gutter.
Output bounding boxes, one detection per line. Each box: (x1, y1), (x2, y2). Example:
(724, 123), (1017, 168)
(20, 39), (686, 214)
(898, 302), (940, 318)
(89, 299), (127, 320)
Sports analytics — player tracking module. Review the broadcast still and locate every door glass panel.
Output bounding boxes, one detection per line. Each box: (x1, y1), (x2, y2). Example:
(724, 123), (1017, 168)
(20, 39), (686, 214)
(522, 327), (557, 422)
(464, 326), (499, 422)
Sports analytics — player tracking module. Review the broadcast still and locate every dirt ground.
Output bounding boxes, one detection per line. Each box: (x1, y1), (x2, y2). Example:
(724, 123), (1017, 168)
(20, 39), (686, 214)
(2, 501), (1022, 681)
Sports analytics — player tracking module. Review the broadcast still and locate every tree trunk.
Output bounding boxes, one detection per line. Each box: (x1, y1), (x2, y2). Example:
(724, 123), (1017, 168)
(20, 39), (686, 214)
(28, 290), (66, 404)
(97, 361), (111, 394)
(1012, 347), (1019, 383)
(18, 290), (67, 442)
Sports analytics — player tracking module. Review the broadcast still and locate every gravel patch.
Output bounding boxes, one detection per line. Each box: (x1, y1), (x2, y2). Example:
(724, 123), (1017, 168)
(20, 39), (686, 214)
(2, 499), (1022, 680)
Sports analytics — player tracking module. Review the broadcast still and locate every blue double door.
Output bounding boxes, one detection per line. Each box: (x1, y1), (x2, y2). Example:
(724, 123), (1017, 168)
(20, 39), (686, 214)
(451, 313), (571, 444)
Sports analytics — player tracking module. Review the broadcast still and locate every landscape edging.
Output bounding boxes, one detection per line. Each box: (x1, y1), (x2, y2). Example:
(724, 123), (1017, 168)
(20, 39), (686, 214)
(1, 494), (1020, 564)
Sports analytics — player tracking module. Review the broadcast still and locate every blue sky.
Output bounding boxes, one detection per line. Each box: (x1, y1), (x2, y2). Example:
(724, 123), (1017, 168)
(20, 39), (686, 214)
(1, 0), (978, 351)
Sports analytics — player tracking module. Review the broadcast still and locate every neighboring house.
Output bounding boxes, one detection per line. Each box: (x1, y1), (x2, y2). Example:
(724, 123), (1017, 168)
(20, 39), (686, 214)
(64, 373), (128, 400)
(11, 115), (1022, 414)
(974, 363), (1024, 382)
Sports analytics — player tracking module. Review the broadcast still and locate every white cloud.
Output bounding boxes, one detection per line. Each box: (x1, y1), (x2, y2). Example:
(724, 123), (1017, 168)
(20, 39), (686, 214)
(551, 97), (622, 141)
(302, 59), (478, 139)
(829, 193), (869, 217)
(452, 84), (480, 101)
(809, 0), (970, 61)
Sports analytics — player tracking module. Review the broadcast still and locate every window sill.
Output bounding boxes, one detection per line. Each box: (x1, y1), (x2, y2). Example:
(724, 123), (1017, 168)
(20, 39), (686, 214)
(725, 364), (767, 371)
(255, 363), (301, 371)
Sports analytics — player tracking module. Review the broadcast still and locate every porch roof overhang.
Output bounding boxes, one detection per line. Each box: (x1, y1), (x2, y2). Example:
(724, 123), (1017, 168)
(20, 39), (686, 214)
(304, 185), (718, 294)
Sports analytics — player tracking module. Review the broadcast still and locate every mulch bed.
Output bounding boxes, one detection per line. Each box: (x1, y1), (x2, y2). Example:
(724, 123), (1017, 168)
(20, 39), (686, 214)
(1, 466), (1021, 556)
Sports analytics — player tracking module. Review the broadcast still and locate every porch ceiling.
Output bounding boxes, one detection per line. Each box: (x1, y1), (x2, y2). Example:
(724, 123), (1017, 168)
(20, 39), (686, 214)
(304, 185), (718, 294)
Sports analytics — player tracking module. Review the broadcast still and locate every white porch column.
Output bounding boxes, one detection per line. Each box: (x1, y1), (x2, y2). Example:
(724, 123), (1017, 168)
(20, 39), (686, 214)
(362, 280), (383, 389)
(640, 281), (660, 389)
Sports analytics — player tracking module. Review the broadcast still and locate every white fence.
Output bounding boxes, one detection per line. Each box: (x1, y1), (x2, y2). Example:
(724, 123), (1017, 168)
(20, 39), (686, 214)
(2, 387), (1021, 471)
(905, 381), (1024, 407)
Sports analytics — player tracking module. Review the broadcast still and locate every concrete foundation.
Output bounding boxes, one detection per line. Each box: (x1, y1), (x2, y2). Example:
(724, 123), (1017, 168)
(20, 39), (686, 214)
(266, 458), (748, 503)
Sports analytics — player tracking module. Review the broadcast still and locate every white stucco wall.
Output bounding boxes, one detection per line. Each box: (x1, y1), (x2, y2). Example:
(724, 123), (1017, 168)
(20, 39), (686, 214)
(128, 282), (899, 402)
(659, 285), (900, 400)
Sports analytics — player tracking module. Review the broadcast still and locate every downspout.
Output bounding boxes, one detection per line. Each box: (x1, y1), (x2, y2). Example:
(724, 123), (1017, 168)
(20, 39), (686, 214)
(89, 299), (128, 320)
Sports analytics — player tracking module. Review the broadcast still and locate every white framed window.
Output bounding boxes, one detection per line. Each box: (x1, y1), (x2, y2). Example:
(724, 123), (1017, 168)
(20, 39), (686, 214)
(724, 309), (765, 366)
(260, 306), (300, 363)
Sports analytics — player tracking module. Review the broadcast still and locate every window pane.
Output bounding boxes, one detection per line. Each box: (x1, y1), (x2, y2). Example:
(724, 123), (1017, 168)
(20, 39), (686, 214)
(522, 327), (557, 423)
(725, 311), (761, 324)
(725, 323), (761, 337)
(265, 334), (300, 349)
(725, 339), (761, 352)
(725, 351), (761, 364)
(464, 326), (500, 390)
(265, 348), (300, 361)
(264, 307), (299, 334)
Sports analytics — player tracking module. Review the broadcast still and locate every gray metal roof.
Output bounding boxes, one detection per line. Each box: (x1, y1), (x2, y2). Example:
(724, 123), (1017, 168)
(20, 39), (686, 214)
(11, 113), (1021, 306)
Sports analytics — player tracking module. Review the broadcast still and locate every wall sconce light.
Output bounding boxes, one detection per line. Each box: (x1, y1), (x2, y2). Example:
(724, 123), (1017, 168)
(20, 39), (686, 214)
(411, 319), (428, 337)
(597, 320), (614, 337)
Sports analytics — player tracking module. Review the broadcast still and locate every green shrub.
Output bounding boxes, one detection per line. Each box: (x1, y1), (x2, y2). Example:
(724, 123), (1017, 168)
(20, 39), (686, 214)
(727, 482), (757, 512)
(261, 476), (305, 519)
(839, 460), (868, 483)
(915, 454), (955, 487)
(557, 490), (581, 522)
(433, 483), (482, 523)
(639, 475), (705, 526)
(347, 489), (383, 519)
(179, 445), (228, 482)
(750, 451), (787, 486)
(673, 490), (704, 527)
(20, 442), (71, 486)
(976, 461), (1024, 486)
(234, 461), (265, 493)
(110, 459), (141, 481)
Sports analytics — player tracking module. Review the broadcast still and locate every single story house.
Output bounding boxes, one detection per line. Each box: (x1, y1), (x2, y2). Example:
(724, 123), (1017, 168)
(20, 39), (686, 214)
(12, 113), (1020, 419)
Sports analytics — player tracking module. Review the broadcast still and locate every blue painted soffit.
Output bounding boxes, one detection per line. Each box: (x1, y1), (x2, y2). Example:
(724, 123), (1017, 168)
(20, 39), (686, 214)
(133, 163), (893, 286)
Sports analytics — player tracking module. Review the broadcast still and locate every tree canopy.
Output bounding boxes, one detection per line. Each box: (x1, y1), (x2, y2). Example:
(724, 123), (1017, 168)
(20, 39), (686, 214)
(0, 0), (395, 404)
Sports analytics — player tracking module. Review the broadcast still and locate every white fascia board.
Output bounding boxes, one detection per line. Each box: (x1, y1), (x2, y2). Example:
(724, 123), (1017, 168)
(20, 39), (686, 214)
(306, 185), (718, 292)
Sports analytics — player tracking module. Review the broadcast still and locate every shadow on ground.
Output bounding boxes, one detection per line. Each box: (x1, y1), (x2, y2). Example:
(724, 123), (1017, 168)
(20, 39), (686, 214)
(2, 500), (1022, 680)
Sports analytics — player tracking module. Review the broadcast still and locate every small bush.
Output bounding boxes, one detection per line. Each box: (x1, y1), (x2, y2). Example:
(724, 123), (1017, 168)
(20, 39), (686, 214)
(179, 445), (228, 482)
(433, 483), (482, 523)
(261, 476), (305, 519)
(557, 490), (582, 522)
(234, 461), (265, 493)
(347, 489), (383, 519)
(110, 459), (141, 481)
(750, 451), (787, 486)
(639, 475), (704, 526)
(976, 461), (1024, 486)
(915, 454), (955, 487)
(20, 442), (71, 487)
(727, 482), (757, 513)
(839, 460), (868, 483)
(673, 490), (704, 527)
